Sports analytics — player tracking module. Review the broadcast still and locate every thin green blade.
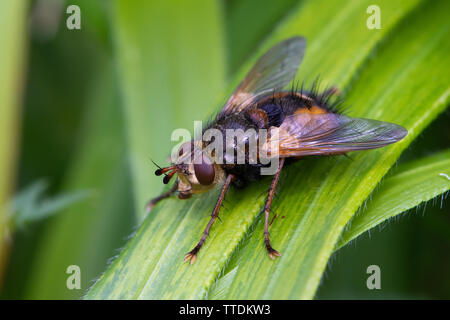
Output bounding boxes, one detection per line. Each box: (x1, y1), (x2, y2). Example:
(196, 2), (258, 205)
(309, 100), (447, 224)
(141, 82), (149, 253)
(0, 0), (28, 284)
(112, 0), (226, 222)
(337, 150), (450, 250)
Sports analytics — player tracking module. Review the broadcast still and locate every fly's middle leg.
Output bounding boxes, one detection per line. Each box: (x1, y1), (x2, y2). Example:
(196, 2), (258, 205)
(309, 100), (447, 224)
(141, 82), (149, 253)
(263, 157), (285, 259)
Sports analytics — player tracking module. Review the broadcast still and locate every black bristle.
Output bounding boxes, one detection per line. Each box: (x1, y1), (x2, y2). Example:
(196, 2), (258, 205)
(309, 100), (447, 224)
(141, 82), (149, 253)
(296, 76), (347, 114)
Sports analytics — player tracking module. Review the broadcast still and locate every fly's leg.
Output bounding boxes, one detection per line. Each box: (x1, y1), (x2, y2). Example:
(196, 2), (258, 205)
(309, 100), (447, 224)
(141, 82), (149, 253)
(263, 158), (285, 259)
(184, 174), (234, 264)
(146, 181), (178, 213)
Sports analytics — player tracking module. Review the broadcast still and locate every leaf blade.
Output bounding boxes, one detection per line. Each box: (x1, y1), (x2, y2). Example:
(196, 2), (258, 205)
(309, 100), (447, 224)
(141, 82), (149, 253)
(336, 150), (450, 250)
(0, 0), (28, 283)
(111, 0), (227, 222)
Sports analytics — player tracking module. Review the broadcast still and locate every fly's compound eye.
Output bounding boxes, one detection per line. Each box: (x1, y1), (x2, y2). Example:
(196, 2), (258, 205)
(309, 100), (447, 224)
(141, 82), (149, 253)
(194, 154), (215, 185)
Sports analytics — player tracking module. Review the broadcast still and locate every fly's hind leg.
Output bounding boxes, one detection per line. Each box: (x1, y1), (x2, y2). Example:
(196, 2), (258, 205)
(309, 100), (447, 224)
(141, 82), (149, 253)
(184, 174), (234, 264)
(263, 158), (285, 259)
(146, 181), (178, 213)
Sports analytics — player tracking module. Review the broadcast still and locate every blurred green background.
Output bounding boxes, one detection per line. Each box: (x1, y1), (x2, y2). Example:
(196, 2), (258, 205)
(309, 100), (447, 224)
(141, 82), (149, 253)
(0, 0), (448, 299)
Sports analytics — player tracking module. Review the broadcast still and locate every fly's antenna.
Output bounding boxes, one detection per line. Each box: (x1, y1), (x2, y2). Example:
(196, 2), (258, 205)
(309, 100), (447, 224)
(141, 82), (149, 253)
(151, 159), (167, 177)
(152, 159), (177, 184)
(151, 159), (163, 170)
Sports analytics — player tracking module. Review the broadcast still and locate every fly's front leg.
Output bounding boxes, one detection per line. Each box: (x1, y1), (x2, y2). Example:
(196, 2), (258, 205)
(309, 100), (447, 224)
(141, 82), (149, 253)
(184, 174), (234, 264)
(263, 158), (285, 259)
(146, 181), (178, 213)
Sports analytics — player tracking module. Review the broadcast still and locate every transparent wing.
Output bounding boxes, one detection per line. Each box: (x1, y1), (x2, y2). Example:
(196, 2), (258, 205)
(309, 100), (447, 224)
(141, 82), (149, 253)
(265, 113), (407, 157)
(222, 36), (306, 114)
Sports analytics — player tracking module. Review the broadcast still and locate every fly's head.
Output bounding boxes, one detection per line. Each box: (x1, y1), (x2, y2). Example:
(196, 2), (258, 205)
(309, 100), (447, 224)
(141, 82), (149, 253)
(155, 141), (225, 199)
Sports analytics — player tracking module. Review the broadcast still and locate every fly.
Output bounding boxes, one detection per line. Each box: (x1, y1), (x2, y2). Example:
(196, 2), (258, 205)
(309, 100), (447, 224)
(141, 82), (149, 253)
(147, 36), (407, 263)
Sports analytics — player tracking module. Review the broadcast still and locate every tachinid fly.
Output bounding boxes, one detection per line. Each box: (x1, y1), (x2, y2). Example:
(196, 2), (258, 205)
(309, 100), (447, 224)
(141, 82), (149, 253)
(148, 36), (407, 264)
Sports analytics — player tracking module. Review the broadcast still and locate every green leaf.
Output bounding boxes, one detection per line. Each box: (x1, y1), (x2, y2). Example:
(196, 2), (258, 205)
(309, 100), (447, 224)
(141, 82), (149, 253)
(226, 0), (299, 73)
(22, 58), (135, 300)
(0, 0), (28, 278)
(336, 150), (450, 250)
(7, 180), (92, 230)
(86, 0), (449, 300)
(111, 0), (226, 222)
